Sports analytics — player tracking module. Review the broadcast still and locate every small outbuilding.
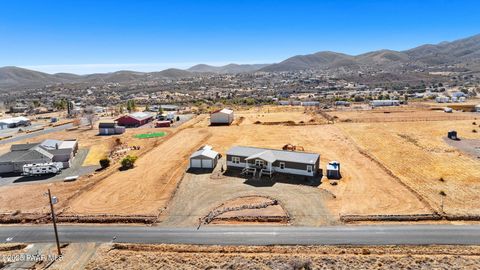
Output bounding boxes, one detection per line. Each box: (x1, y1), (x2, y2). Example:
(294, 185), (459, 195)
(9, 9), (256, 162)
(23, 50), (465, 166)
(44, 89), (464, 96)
(155, 121), (171, 128)
(189, 145), (219, 169)
(326, 161), (341, 179)
(475, 104), (480, 113)
(447, 130), (458, 140)
(98, 122), (125, 135)
(210, 109), (234, 125)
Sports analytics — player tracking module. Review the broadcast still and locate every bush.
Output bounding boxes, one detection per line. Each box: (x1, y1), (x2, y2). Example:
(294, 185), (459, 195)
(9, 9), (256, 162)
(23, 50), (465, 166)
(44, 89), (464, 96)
(439, 191), (447, 196)
(121, 155), (138, 170)
(473, 129), (477, 133)
(99, 158), (111, 169)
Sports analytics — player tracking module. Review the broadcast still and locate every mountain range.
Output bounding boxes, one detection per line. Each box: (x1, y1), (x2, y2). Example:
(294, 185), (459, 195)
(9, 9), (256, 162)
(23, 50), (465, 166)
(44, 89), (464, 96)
(1, 33), (479, 90)
(261, 34), (480, 72)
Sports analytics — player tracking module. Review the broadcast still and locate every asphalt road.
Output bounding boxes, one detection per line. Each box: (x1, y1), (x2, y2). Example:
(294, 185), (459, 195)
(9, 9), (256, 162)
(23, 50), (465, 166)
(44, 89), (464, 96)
(0, 123), (73, 145)
(1, 225), (480, 245)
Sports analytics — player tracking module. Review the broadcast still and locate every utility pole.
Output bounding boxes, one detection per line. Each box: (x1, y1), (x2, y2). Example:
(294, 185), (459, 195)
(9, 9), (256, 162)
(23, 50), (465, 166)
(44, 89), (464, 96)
(440, 195), (445, 214)
(47, 189), (61, 256)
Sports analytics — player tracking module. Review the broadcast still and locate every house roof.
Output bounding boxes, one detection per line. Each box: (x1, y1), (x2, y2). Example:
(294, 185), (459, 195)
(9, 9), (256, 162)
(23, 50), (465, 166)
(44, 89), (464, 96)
(211, 108), (233, 115)
(99, 122), (116, 128)
(11, 143), (39, 151)
(0, 116), (30, 125)
(190, 148), (219, 159)
(227, 146), (319, 164)
(1, 139), (76, 163)
(58, 140), (77, 149)
(40, 139), (62, 150)
(0, 145), (53, 163)
(245, 150), (277, 163)
(117, 112), (153, 122)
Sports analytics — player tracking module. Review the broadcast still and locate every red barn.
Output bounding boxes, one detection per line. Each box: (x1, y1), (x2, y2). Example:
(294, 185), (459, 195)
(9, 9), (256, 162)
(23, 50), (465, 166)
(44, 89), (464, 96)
(116, 112), (153, 127)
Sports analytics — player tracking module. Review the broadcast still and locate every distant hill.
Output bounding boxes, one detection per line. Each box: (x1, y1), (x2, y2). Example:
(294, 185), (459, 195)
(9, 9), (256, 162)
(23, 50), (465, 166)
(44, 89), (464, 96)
(0, 67), (196, 90)
(261, 51), (354, 72)
(150, 68), (194, 79)
(260, 34), (480, 72)
(188, 63), (269, 73)
(405, 34), (480, 65)
(1, 33), (480, 89)
(0, 66), (66, 88)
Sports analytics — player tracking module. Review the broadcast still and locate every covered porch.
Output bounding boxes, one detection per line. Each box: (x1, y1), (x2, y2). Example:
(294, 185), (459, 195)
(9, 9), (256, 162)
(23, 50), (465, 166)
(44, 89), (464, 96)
(241, 150), (276, 179)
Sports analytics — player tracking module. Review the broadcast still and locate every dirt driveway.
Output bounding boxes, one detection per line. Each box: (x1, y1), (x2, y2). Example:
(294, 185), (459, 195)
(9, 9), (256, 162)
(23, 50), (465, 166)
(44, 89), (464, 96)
(160, 160), (337, 227)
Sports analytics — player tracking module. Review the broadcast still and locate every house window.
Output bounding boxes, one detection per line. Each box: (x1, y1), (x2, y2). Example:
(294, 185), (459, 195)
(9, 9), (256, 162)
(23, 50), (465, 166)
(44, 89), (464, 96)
(279, 162), (285, 169)
(232, 157), (240, 164)
(307, 165), (313, 173)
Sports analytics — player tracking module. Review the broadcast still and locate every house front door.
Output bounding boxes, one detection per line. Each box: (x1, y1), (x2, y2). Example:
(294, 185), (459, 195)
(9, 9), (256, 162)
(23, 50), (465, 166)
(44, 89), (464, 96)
(255, 159), (266, 168)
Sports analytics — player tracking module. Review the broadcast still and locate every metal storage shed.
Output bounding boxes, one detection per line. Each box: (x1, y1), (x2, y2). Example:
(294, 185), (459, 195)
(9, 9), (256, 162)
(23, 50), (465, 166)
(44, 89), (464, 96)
(210, 109), (234, 125)
(189, 146), (219, 169)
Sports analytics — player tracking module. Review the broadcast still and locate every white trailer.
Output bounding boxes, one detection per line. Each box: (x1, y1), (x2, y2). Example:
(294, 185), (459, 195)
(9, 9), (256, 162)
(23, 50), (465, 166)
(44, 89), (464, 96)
(22, 162), (63, 176)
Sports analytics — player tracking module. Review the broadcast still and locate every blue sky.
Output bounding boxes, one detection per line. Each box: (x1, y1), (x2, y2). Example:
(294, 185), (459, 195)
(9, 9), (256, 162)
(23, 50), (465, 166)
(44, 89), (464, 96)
(0, 0), (479, 74)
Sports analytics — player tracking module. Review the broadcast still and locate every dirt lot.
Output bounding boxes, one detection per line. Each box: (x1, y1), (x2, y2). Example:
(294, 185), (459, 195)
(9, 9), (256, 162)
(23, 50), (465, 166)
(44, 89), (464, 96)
(329, 106), (477, 123)
(64, 117), (208, 216)
(207, 196), (289, 225)
(339, 120), (480, 215)
(163, 107), (431, 226)
(235, 105), (327, 125)
(84, 243), (480, 270)
(161, 168), (335, 226)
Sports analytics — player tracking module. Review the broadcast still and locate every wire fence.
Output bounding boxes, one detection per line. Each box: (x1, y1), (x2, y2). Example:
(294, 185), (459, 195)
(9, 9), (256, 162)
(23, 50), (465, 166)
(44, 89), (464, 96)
(339, 115), (477, 123)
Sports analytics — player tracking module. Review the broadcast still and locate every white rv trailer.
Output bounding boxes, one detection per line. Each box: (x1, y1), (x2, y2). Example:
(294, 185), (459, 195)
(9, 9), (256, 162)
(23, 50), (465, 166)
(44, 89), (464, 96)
(22, 162), (63, 176)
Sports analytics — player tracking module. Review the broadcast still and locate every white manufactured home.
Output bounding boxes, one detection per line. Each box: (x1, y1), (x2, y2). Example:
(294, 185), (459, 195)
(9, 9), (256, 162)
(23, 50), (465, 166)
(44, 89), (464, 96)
(370, 100), (400, 107)
(226, 146), (320, 178)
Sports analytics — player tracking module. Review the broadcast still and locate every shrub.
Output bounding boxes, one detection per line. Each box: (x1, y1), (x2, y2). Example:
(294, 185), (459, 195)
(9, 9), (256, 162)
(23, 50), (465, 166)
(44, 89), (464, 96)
(439, 191), (447, 196)
(121, 155), (138, 170)
(99, 158), (111, 169)
(473, 129), (477, 133)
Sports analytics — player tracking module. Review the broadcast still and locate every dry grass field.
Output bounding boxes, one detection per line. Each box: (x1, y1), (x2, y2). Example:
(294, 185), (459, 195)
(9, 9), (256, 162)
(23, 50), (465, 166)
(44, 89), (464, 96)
(84, 244), (480, 270)
(339, 119), (480, 215)
(329, 107), (477, 123)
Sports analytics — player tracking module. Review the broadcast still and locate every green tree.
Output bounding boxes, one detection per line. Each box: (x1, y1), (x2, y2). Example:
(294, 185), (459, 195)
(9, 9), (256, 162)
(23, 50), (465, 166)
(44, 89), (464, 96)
(121, 155), (138, 170)
(53, 99), (67, 110)
(99, 157), (111, 169)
